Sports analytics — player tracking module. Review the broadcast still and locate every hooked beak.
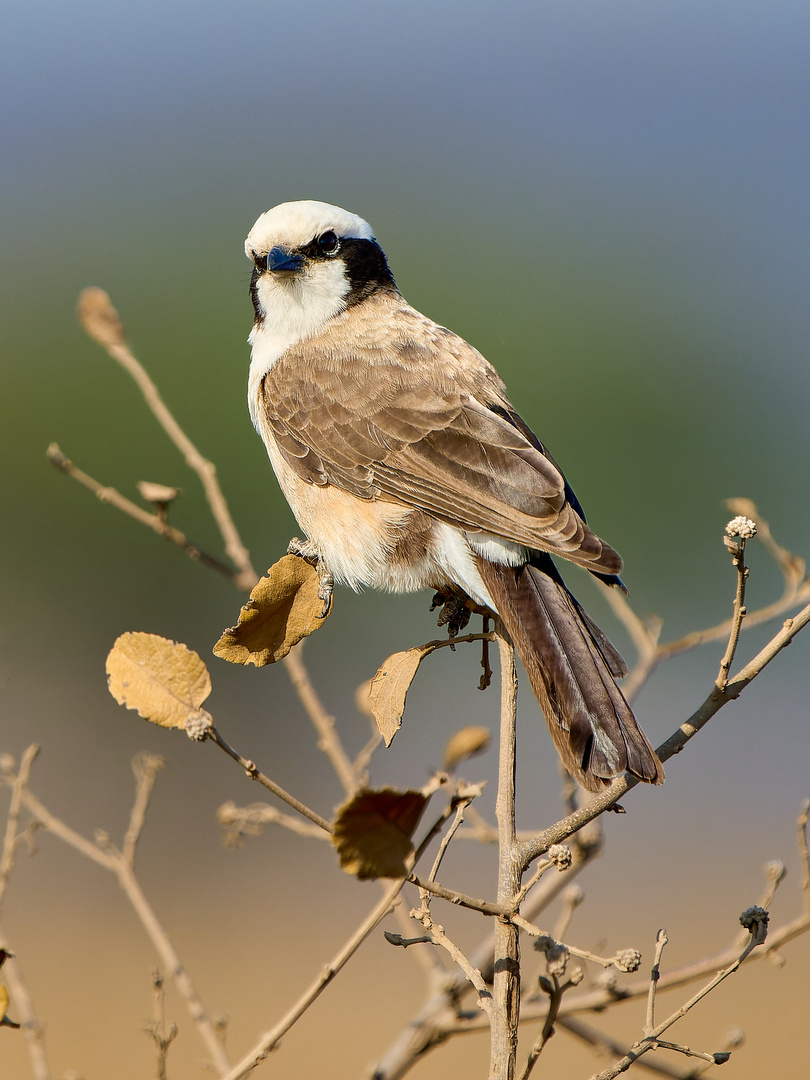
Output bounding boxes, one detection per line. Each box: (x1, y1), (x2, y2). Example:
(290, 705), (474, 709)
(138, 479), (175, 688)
(266, 246), (304, 273)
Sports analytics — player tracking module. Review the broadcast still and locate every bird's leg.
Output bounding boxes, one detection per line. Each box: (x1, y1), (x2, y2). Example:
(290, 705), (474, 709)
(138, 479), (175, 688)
(287, 536), (334, 617)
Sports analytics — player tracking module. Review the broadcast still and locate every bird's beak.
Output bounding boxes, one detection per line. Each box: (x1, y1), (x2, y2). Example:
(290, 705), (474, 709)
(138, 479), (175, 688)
(266, 246), (304, 274)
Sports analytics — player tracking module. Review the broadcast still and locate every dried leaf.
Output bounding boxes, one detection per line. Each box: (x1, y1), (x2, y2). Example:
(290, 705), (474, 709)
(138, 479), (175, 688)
(0, 984), (19, 1027)
(332, 788), (428, 879)
(137, 481), (181, 505)
(106, 632), (211, 730)
(443, 725), (491, 771)
(213, 555), (330, 666)
(77, 287), (125, 348)
(368, 644), (438, 746)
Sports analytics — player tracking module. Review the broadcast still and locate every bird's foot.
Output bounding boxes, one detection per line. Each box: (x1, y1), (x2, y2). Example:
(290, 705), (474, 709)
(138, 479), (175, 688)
(287, 537), (334, 617)
(430, 591), (472, 639)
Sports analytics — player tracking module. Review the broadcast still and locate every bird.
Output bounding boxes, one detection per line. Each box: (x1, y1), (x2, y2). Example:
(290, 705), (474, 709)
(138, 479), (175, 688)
(244, 200), (663, 792)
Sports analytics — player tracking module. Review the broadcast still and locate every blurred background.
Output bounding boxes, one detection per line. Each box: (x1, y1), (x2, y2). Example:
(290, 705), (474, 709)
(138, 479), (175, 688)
(2, 1), (809, 1076)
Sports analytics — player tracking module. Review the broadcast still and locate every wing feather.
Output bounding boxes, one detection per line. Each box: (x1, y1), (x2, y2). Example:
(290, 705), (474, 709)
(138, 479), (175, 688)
(257, 295), (621, 574)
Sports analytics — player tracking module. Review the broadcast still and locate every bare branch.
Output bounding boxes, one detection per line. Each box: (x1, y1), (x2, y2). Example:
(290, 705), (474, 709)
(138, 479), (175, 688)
(586, 916), (767, 1080)
(0, 745), (39, 904)
(217, 800), (329, 844)
(208, 726), (333, 834)
(122, 753), (166, 869)
(644, 930), (668, 1036)
(77, 288), (257, 589)
(220, 877), (407, 1080)
(47, 444), (243, 585)
(282, 647), (358, 795)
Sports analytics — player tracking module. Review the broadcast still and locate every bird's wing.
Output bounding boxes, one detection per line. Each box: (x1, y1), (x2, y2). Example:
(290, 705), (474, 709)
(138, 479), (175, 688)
(258, 299), (621, 575)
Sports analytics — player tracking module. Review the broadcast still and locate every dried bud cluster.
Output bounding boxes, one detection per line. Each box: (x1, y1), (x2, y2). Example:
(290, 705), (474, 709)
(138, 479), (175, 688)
(725, 516), (757, 540)
(739, 905), (769, 933)
(186, 709), (214, 741)
(613, 948), (643, 973)
(548, 844), (573, 870)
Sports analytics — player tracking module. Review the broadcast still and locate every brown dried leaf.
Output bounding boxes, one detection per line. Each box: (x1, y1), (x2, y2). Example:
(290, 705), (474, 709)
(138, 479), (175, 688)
(368, 644), (438, 746)
(213, 555), (331, 667)
(332, 788), (428, 879)
(77, 287), (125, 349)
(443, 725), (492, 771)
(106, 632), (211, 730)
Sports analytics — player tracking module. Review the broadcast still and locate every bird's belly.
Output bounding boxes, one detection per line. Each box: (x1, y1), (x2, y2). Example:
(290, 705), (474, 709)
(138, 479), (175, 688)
(263, 438), (504, 607)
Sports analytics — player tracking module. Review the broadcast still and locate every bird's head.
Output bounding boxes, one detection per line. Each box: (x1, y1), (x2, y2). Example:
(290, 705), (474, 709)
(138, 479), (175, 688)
(245, 200), (396, 336)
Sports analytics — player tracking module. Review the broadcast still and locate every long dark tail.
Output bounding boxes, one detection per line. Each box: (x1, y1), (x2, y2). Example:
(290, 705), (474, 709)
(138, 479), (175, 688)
(476, 554), (664, 792)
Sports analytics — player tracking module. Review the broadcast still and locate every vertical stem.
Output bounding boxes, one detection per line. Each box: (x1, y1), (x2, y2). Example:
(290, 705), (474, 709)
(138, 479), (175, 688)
(490, 626), (521, 1080)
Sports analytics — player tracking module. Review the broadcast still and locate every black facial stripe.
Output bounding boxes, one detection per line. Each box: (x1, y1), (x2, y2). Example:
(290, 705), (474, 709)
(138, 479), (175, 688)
(337, 237), (398, 307)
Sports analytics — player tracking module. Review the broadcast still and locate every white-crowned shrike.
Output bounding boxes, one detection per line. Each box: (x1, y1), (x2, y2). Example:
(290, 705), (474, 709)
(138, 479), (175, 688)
(244, 200), (663, 791)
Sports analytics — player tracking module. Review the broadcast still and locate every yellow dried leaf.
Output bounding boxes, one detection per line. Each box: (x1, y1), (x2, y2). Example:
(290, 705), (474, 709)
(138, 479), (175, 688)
(213, 555), (330, 667)
(106, 632), (211, 730)
(368, 645), (438, 746)
(443, 725), (492, 771)
(0, 983), (19, 1027)
(332, 788), (428, 879)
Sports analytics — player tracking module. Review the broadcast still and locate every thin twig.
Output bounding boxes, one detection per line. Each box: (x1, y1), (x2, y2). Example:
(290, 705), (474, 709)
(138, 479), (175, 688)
(715, 538), (749, 689)
(96, 836), (231, 1075)
(798, 799), (810, 915)
(409, 908), (493, 1014)
(282, 647), (358, 795)
(77, 288), (256, 589)
(426, 797), (476, 885)
(217, 801), (330, 843)
(0, 748), (52, 1080)
(122, 753), (165, 869)
(587, 920), (767, 1080)
(644, 930), (668, 1036)
(558, 1016), (698, 1078)
(220, 877), (407, 1080)
(518, 974), (564, 1080)
(9, 776), (230, 1075)
(408, 874), (506, 917)
(209, 727), (333, 834)
(47, 443), (243, 585)
(0, 924), (52, 1080)
(0, 745), (39, 904)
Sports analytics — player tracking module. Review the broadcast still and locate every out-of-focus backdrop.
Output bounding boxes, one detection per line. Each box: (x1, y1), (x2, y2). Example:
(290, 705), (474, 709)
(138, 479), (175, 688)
(2, 2), (809, 1076)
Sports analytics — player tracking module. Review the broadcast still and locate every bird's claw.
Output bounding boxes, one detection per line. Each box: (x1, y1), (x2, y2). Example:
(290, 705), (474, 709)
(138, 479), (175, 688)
(431, 592), (471, 639)
(287, 537), (333, 617)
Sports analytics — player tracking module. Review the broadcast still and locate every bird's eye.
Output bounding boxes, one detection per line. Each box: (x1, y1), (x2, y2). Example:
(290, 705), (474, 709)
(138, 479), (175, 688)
(252, 250), (268, 271)
(317, 230), (340, 255)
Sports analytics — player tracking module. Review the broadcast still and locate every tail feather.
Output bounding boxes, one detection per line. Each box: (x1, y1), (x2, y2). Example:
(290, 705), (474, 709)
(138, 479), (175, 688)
(476, 555), (664, 792)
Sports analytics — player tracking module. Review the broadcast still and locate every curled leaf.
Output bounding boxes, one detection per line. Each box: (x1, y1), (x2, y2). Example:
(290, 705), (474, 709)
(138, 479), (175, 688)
(332, 788), (428, 879)
(368, 644), (438, 746)
(106, 632), (212, 730)
(443, 725), (491, 771)
(213, 555), (330, 666)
